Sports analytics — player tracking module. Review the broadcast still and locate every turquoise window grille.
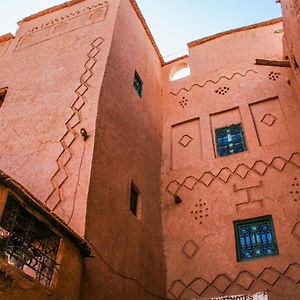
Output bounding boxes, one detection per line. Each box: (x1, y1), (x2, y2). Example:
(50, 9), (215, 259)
(234, 216), (279, 262)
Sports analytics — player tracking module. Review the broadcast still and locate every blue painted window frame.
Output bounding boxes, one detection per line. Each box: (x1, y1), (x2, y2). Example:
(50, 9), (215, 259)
(234, 216), (279, 262)
(215, 124), (247, 157)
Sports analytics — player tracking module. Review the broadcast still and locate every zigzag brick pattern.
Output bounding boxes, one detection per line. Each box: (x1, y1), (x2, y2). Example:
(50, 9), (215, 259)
(170, 69), (257, 96)
(168, 263), (300, 299)
(46, 37), (104, 211)
(166, 152), (300, 196)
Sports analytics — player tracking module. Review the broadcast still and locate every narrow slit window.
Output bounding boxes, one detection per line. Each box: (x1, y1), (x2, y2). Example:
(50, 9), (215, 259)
(0, 88), (7, 108)
(234, 216), (278, 262)
(215, 124), (247, 157)
(133, 71), (143, 97)
(130, 184), (139, 216)
(0, 195), (60, 286)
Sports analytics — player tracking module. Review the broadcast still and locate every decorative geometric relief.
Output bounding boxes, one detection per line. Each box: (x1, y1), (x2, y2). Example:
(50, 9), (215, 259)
(285, 264), (300, 283)
(46, 37), (104, 220)
(53, 22), (68, 34)
(89, 7), (107, 22)
(168, 280), (186, 299)
(189, 278), (209, 295)
(235, 271), (255, 290)
(252, 161), (268, 175)
(170, 69), (257, 96)
(234, 181), (263, 211)
(291, 153), (300, 168)
(190, 199), (209, 225)
(261, 113), (277, 126)
(182, 240), (199, 259)
(179, 135), (193, 147)
(183, 176), (198, 190)
(234, 164), (250, 179)
(292, 222), (300, 241)
(166, 153), (299, 196)
(168, 263), (300, 298)
(16, 2), (109, 51)
(290, 177), (300, 202)
(200, 172), (214, 187)
(217, 168), (232, 183)
(271, 156), (287, 171)
(250, 98), (289, 146)
(171, 118), (201, 169)
(268, 71), (280, 81)
(260, 268), (281, 286)
(212, 274), (232, 293)
(179, 96), (188, 108)
(215, 86), (230, 95)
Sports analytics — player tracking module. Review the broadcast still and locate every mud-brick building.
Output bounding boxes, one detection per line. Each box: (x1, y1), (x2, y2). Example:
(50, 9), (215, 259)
(0, 0), (299, 299)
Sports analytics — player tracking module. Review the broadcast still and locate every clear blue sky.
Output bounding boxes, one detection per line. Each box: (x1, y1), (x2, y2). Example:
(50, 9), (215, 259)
(1, 0), (282, 60)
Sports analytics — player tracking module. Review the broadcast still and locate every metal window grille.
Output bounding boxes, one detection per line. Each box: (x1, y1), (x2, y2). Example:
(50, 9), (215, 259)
(215, 124), (247, 157)
(0, 196), (60, 286)
(234, 216), (279, 262)
(133, 71), (143, 97)
(130, 185), (139, 216)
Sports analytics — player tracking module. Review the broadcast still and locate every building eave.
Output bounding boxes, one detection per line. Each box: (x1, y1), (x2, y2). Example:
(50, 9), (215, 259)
(0, 170), (92, 258)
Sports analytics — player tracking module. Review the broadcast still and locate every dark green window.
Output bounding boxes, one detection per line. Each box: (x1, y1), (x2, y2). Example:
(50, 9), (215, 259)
(215, 124), (247, 157)
(133, 71), (143, 97)
(234, 216), (278, 262)
(130, 184), (139, 216)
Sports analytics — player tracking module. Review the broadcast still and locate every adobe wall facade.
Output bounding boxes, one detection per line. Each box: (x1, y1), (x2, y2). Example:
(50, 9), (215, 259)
(1, 0), (300, 299)
(161, 20), (300, 299)
(281, 0), (300, 106)
(81, 0), (166, 299)
(0, 0), (120, 236)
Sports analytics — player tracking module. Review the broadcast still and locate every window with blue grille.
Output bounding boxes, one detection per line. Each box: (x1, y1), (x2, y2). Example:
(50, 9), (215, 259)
(215, 124), (247, 157)
(133, 71), (143, 97)
(234, 216), (278, 262)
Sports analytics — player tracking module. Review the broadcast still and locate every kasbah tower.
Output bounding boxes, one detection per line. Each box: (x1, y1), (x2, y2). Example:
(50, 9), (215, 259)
(0, 0), (299, 299)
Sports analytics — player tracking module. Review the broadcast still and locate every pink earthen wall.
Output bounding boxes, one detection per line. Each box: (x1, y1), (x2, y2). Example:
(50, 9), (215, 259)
(81, 0), (166, 299)
(281, 0), (300, 106)
(161, 20), (300, 299)
(1, 0), (300, 299)
(0, 0), (120, 236)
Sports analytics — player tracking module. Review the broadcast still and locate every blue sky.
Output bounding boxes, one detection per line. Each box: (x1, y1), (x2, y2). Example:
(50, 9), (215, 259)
(1, 0), (282, 59)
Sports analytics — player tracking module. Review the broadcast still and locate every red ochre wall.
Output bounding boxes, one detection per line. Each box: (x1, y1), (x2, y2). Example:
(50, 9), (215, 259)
(281, 0), (300, 106)
(0, 0), (300, 299)
(161, 19), (300, 300)
(81, 0), (166, 299)
(0, 0), (121, 237)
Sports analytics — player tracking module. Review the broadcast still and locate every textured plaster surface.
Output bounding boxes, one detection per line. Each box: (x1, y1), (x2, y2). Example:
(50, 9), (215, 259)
(0, 0), (119, 236)
(161, 21), (300, 299)
(81, 0), (166, 299)
(1, 1), (300, 300)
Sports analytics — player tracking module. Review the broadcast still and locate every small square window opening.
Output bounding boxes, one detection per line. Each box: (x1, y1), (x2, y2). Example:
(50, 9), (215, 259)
(133, 71), (143, 97)
(234, 215), (279, 262)
(215, 124), (247, 157)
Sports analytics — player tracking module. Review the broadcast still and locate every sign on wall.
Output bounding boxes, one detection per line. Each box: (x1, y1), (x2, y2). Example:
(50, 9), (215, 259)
(193, 291), (268, 300)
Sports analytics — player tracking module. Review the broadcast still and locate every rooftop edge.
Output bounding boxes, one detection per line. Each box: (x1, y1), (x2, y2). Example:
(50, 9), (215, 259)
(18, 0), (85, 24)
(188, 17), (283, 48)
(0, 33), (14, 44)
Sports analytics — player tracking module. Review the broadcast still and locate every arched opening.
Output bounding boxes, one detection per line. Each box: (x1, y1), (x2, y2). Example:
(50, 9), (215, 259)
(170, 63), (190, 81)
